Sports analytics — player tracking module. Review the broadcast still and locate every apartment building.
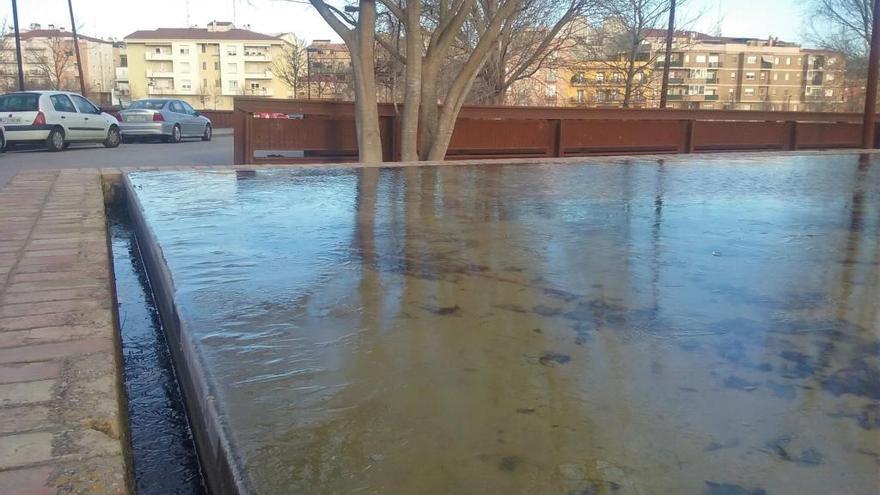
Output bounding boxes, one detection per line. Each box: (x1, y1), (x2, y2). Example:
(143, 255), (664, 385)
(0, 24), (116, 104)
(306, 40), (353, 100)
(124, 21), (291, 110)
(653, 32), (845, 111)
(516, 27), (845, 112)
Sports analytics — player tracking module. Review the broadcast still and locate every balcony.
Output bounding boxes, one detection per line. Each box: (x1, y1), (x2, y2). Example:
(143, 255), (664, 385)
(244, 52), (270, 61)
(705, 78), (719, 84)
(655, 60), (683, 68)
(244, 88), (274, 97)
(147, 86), (176, 95)
(147, 70), (174, 78)
(245, 70), (274, 79)
(145, 52), (173, 61)
(708, 62), (721, 68)
(668, 77), (685, 84)
(666, 94), (683, 101)
(115, 67), (128, 81)
(704, 94), (719, 101)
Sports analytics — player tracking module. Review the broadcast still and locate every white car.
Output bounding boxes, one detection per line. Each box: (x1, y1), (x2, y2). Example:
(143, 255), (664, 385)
(0, 91), (121, 152)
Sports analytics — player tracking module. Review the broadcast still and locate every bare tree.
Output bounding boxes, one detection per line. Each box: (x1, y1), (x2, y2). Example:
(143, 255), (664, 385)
(307, 0), (383, 163)
(805, 0), (872, 110)
(470, 0), (597, 105)
(272, 34), (307, 98)
(26, 34), (77, 90)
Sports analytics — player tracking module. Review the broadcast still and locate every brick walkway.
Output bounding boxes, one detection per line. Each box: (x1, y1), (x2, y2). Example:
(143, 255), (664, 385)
(0, 170), (127, 494)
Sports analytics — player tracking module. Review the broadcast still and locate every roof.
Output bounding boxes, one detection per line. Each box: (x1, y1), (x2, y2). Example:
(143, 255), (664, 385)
(125, 28), (281, 42)
(308, 42), (348, 52)
(1, 90), (85, 96)
(9, 29), (111, 45)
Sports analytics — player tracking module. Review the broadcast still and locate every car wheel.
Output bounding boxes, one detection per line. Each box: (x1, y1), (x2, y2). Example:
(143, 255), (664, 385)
(201, 124), (212, 142)
(46, 127), (65, 152)
(169, 124), (182, 143)
(63, 142), (71, 149)
(104, 126), (121, 148)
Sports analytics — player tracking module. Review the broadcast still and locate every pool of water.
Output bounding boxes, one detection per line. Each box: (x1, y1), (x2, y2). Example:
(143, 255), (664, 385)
(126, 153), (879, 495)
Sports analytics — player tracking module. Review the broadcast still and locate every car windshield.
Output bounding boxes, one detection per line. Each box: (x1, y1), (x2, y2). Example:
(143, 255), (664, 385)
(0, 93), (40, 112)
(128, 100), (167, 110)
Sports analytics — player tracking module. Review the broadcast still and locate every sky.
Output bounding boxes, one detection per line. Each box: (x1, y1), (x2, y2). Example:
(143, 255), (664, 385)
(0, 0), (807, 45)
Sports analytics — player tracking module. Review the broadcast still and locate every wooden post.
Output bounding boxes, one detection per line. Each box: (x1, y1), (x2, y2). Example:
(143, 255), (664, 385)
(862, 0), (880, 148)
(659, 0), (676, 109)
(784, 121), (798, 150)
(67, 0), (87, 96)
(679, 119), (694, 153)
(242, 111), (253, 165)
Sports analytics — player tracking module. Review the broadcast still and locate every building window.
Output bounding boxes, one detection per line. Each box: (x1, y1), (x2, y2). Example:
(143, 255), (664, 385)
(228, 80), (239, 90)
(744, 88), (755, 96)
(596, 72), (605, 82)
(120, 55), (128, 68)
(202, 78), (208, 88)
(696, 55), (706, 63)
(228, 63), (238, 74)
(214, 62), (220, 70)
(773, 73), (778, 81)
(250, 82), (261, 90)
(827, 74), (835, 81)
(825, 89), (834, 97)
(226, 46), (238, 56)
(774, 57), (779, 64)
(745, 72), (756, 80)
(785, 73), (790, 81)
(179, 62), (191, 73)
(215, 79), (221, 87)
(785, 57), (791, 65)
(202, 62), (207, 70)
(747, 56), (757, 64)
(730, 72), (736, 79)
(180, 47), (190, 55)
(201, 44), (206, 53)
(181, 79), (192, 90)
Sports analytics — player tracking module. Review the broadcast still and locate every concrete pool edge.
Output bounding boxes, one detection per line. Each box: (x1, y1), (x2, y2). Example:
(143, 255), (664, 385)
(122, 174), (253, 495)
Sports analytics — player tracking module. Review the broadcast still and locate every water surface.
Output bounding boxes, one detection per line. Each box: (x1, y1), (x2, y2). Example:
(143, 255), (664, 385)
(128, 153), (880, 495)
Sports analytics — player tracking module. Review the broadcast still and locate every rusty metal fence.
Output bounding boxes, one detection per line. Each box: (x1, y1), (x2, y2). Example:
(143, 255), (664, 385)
(197, 110), (236, 129)
(231, 97), (874, 165)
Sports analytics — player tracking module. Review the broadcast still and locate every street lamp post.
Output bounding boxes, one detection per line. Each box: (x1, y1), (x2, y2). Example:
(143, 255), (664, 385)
(862, 0), (880, 148)
(10, 0), (25, 90)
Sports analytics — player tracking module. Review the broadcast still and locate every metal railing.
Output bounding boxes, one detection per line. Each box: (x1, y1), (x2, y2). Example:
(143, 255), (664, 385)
(231, 98), (872, 165)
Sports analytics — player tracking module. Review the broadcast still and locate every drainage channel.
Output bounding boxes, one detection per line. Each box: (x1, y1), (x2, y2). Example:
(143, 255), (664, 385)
(109, 204), (208, 495)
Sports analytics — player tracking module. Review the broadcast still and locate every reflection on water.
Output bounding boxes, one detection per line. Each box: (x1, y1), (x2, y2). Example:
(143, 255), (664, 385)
(128, 153), (880, 495)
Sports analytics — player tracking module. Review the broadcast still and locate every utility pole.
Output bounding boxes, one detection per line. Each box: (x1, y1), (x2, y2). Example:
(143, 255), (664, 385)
(862, 0), (880, 148)
(10, 0), (25, 90)
(67, 0), (87, 96)
(659, 0), (676, 109)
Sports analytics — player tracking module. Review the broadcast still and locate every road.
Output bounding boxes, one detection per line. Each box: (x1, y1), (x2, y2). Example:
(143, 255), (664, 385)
(0, 133), (233, 187)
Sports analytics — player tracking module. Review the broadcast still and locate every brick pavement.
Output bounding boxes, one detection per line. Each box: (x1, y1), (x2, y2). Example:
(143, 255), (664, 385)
(0, 170), (127, 495)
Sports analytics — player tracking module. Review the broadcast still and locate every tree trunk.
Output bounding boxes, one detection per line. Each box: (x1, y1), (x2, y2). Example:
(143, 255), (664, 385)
(400, 0), (422, 162)
(418, 60), (441, 160)
(352, 0), (383, 163)
(424, 0), (523, 160)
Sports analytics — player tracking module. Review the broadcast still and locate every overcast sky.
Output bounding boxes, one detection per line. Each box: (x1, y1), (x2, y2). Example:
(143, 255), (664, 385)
(0, 0), (807, 45)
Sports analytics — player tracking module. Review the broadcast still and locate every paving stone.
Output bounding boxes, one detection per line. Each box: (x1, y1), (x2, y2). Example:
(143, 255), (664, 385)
(0, 466), (56, 495)
(0, 361), (62, 384)
(0, 338), (113, 364)
(0, 405), (54, 434)
(0, 432), (54, 469)
(0, 379), (55, 407)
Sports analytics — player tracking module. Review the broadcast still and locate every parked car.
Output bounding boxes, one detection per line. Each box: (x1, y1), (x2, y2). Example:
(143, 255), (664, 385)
(0, 91), (121, 152)
(0, 125), (5, 153)
(118, 99), (212, 143)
